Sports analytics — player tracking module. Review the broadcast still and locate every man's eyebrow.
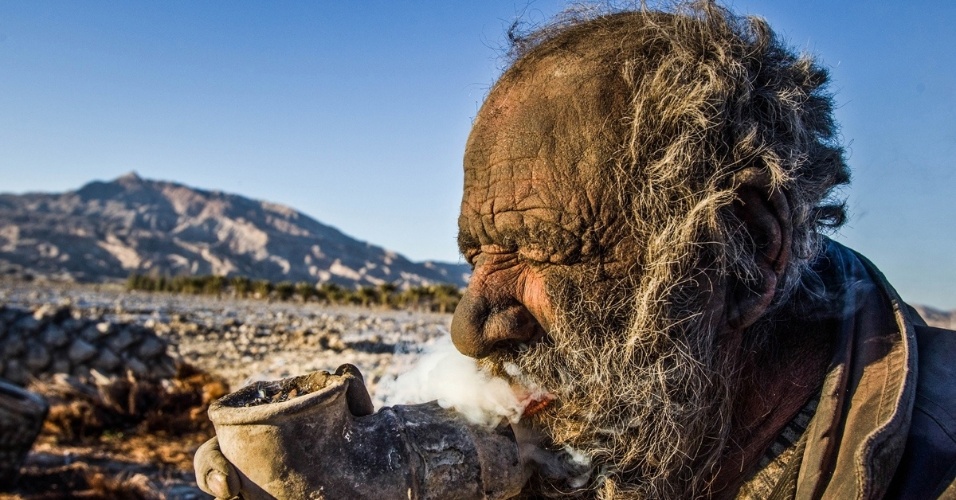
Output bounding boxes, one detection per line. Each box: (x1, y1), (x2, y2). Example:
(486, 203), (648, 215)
(457, 226), (529, 253)
(494, 228), (528, 250)
(457, 229), (480, 255)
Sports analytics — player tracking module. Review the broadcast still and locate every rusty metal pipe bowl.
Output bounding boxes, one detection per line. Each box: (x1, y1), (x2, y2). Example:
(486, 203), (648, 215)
(206, 364), (528, 499)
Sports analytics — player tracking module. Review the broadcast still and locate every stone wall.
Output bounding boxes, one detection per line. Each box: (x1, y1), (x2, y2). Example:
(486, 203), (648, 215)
(0, 305), (177, 386)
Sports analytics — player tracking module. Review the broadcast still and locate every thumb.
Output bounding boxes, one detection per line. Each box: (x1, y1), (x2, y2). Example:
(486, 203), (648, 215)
(194, 436), (241, 498)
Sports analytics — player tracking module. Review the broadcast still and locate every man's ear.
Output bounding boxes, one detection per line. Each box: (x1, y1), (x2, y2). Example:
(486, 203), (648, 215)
(725, 168), (792, 330)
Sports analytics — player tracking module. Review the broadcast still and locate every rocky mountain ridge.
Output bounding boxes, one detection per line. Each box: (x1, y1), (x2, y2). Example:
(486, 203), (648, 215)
(0, 172), (469, 288)
(912, 304), (956, 330)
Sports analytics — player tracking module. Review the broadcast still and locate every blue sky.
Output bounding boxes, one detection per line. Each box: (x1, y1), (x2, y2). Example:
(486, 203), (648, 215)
(1, 1), (954, 309)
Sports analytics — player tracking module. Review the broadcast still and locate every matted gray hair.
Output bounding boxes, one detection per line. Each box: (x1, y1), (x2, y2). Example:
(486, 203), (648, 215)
(504, 0), (850, 310)
(493, 3), (850, 496)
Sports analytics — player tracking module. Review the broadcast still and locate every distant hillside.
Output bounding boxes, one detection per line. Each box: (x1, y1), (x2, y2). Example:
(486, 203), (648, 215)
(912, 304), (956, 330)
(0, 172), (470, 288)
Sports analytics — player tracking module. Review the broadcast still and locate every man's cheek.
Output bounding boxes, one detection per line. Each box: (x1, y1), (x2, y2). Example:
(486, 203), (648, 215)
(519, 268), (557, 334)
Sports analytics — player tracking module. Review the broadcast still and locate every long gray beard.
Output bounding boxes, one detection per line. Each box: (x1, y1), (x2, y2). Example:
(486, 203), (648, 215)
(483, 276), (740, 498)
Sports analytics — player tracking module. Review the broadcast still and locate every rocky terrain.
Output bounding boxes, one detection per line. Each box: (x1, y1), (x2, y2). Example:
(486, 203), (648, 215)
(0, 281), (450, 398)
(0, 280), (453, 498)
(1, 279), (953, 498)
(0, 304), (176, 387)
(0, 172), (469, 288)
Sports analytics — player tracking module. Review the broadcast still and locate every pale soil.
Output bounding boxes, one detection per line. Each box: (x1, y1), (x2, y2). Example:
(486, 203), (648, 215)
(1, 281), (446, 499)
(4, 281), (951, 499)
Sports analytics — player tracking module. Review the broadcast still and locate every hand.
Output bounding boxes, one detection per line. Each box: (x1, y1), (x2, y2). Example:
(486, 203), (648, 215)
(192, 365), (526, 499)
(194, 436), (241, 499)
(193, 366), (376, 499)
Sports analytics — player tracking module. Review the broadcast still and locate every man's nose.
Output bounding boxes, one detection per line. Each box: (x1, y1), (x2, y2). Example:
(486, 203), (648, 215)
(451, 288), (544, 358)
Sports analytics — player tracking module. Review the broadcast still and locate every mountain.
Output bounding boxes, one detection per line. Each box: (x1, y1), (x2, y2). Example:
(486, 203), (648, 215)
(0, 172), (470, 288)
(912, 304), (956, 330)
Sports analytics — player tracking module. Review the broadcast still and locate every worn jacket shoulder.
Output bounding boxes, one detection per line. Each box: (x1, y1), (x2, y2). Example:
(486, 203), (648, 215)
(887, 325), (956, 498)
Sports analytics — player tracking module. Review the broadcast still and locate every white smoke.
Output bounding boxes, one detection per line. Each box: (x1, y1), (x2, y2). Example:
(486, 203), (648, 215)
(380, 335), (545, 427)
(380, 334), (594, 488)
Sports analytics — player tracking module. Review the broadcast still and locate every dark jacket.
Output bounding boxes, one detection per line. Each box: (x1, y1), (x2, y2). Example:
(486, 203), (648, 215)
(767, 242), (956, 499)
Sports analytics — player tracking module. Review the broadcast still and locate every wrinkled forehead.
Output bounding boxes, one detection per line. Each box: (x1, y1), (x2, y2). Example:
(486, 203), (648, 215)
(460, 53), (627, 249)
(465, 52), (623, 177)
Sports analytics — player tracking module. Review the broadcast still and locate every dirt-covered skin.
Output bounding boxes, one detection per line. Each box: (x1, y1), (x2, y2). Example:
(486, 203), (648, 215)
(8, 4), (901, 498)
(452, 52), (632, 360)
(189, 7), (851, 498)
(449, 6), (851, 499)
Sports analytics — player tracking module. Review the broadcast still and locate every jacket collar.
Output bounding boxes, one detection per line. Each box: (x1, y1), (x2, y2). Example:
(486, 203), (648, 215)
(793, 240), (918, 499)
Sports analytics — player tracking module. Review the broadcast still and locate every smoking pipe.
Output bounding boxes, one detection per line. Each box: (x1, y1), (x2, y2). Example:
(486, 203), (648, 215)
(199, 364), (528, 499)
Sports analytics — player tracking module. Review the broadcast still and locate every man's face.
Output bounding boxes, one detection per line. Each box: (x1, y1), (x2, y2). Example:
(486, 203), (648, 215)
(452, 55), (739, 496)
(452, 54), (631, 360)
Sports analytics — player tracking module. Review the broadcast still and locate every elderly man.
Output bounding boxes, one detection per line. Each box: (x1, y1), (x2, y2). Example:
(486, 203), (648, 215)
(197, 3), (956, 498)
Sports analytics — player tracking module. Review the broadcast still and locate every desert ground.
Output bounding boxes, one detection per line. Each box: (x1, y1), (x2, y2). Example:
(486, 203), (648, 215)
(2, 280), (953, 499)
(0, 280), (449, 499)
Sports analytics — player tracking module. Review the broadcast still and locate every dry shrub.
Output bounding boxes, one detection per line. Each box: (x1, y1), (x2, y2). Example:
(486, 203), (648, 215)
(10, 461), (161, 499)
(9, 363), (229, 497)
(85, 471), (160, 500)
(30, 362), (228, 444)
(141, 362), (229, 435)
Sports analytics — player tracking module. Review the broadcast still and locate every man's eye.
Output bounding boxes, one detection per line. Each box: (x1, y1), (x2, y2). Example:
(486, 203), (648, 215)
(468, 248), (522, 270)
(518, 246), (553, 264)
(482, 244), (515, 255)
(463, 249), (480, 266)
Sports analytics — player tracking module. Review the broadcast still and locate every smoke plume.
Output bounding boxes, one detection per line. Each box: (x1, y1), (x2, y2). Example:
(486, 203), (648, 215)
(380, 335), (550, 427)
